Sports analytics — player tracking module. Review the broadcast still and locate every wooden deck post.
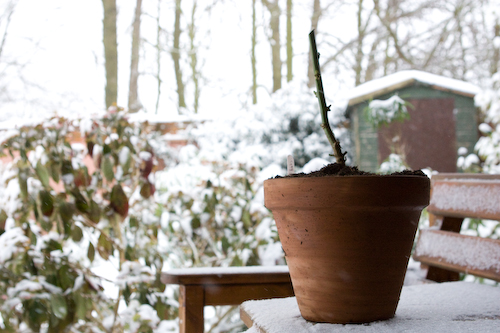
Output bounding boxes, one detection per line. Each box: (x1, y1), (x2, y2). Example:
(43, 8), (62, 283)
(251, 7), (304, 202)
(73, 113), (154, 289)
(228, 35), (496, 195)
(179, 285), (204, 333)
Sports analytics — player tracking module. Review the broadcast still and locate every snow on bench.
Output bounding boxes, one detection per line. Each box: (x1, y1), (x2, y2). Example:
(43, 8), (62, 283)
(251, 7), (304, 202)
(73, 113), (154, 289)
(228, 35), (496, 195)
(414, 173), (500, 282)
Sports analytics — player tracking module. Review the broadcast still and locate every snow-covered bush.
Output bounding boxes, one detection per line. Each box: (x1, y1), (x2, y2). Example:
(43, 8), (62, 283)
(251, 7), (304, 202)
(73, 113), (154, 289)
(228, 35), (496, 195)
(365, 95), (410, 128)
(0, 112), (179, 332)
(475, 72), (500, 174)
(378, 153), (408, 174)
(186, 81), (350, 170)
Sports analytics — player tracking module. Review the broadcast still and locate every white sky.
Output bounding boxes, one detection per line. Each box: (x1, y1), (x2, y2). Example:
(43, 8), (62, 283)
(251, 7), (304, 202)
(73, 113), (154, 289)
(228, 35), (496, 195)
(0, 0), (365, 123)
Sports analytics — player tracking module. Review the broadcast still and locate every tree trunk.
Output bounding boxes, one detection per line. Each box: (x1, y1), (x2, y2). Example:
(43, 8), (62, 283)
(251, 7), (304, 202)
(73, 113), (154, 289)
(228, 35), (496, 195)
(251, 0), (258, 104)
(307, 0), (321, 88)
(102, 0), (118, 109)
(286, 0), (293, 82)
(354, 0), (364, 86)
(128, 0), (142, 113)
(155, 0), (162, 114)
(188, 1), (200, 113)
(172, 0), (186, 109)
(263, 0), (282, 92)
(491, 19), (500, 76)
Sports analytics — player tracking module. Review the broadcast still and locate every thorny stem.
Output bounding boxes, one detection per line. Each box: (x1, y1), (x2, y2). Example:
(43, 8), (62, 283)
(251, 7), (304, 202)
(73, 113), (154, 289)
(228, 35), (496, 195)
(309, 30), (346, 166)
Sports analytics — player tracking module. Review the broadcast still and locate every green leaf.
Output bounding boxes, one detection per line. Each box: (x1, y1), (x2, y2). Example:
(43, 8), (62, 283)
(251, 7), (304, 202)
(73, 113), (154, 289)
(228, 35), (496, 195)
(50, 294), (68, 319)
(71, 225), (83, 242)
(102, 144), (112, 155)
(58, 264), (74, 290)
(242, 210), (252, 228)
(86, 200), (101, 223)
(0, 209), (7, 234)
(140, 181), (155, 199)
(61, 160), (73, 175)
(74, 168), (90, 187)
(110, 184), (129, 217)
(58, 201), (75, 235)
(49, 161), (61, 183)
(74, 294), (87, 320)
(26, 299), (47, 331)
(129, 216), (139, 229)
(87, 242), (95, 262)
(18, 170), (28, 200)
(40, 217), (53, 232)
(191, 216), (201, 229)
(86, 140), (95, 157)
(102, 154), (114, 182)
(123, 284), (131, 304)
(97, 233), (113, 260)
(35, 161), (50, 188)
(39, 190), (55, 217)
(71, 189), (89, 214)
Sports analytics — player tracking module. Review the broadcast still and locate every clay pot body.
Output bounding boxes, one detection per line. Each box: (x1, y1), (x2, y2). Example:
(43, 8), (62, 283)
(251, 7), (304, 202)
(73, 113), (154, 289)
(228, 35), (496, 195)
(264, 175), (430, 324)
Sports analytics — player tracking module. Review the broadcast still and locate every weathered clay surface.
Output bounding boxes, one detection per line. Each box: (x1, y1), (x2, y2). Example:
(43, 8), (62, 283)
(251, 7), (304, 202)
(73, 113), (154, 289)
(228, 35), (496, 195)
(264, 175), (430, 323)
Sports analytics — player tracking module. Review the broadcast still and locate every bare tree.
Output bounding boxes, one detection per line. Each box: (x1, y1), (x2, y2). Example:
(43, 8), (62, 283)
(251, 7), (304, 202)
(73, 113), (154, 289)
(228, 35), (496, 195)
(353, 0), (373, 86)
(0, 1), (16, 61)
(155, 0), (163, 114)
(286, 0), (293, 82)
(172, 0), (186, 109)
(262, 0), (282, 92)
(102, 0), (118, 109)
(188, 0), (200, 113)
(491, 18), (500, 75)
(251, 0), (258, 104)
(128, 0), (143, 113)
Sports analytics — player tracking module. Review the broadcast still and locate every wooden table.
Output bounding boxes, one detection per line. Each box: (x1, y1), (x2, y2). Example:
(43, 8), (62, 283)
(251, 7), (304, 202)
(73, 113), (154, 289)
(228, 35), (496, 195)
(240, 282), (500, 332)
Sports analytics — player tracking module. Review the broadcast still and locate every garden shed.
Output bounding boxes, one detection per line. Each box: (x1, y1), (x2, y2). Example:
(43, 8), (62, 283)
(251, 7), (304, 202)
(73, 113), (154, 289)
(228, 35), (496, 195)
(345, 70), (481, 172)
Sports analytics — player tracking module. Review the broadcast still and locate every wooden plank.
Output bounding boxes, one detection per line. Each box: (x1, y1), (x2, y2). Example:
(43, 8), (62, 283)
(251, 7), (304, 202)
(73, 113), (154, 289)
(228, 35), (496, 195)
(414, 229), (500, 282)
(204, 283), (294, 306)
(161, 266), (291, 285)
(427, 175), (500, 220)
(178, 285), (204, 333)
(240, 306), (255, 330)
(425, 215), (463, 282)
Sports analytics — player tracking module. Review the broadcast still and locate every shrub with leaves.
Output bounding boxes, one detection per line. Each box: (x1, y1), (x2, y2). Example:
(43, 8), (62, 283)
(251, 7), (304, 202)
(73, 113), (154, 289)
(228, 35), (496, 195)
(0, 108), (287, 332)
(0, 112), (174, 332)
(364, 95), (410, 128)
(186, 81), (350, 170)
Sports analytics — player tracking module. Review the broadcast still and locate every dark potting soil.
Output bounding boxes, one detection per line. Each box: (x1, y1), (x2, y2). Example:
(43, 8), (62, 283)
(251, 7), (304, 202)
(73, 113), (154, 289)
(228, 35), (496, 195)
(276, 163), (427, 178)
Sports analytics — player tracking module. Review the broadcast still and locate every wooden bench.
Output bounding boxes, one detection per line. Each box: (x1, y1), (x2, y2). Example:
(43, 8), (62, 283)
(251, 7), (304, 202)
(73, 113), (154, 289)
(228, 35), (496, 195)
(413, 173), (500, 282)
(161, 266), (293, 333)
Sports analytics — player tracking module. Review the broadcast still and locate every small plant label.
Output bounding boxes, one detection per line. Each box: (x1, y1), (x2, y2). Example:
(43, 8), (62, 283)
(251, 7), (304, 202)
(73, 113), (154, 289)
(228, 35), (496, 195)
(287, 155), (295, 175)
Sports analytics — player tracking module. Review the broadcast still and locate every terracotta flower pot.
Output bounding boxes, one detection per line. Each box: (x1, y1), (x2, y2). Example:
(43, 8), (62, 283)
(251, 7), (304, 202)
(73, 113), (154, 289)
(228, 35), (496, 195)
(264, 175), (430, 324)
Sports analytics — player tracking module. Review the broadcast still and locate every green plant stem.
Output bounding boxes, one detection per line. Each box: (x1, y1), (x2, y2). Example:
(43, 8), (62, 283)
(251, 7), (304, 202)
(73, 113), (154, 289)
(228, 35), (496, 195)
(309, 30), (346, 166)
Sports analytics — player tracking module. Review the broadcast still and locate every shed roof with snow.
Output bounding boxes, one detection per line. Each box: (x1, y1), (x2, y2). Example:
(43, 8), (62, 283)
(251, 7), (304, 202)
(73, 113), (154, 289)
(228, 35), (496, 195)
(346, 70), (481, 173)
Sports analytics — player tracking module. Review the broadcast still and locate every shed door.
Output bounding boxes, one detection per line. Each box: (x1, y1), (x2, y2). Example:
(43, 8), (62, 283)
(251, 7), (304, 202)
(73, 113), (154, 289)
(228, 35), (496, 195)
(378, 98), (457, 172)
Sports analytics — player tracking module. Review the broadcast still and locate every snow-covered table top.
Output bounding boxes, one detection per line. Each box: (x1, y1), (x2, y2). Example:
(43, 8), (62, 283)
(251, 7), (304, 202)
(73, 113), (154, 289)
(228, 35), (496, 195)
(240, 282), (500, 332)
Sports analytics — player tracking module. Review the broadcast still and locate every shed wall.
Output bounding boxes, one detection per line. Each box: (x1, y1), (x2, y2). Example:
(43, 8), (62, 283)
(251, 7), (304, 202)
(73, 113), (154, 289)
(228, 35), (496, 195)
(348, 84), (478, 172)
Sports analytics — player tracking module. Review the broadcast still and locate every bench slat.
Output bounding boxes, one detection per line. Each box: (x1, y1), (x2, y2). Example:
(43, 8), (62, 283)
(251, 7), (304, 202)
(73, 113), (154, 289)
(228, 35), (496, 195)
(205, 283), (294, 306)
(414, 229), (500, 282)
(161, 266), (291, 285)
(427, 174), (500, 220)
